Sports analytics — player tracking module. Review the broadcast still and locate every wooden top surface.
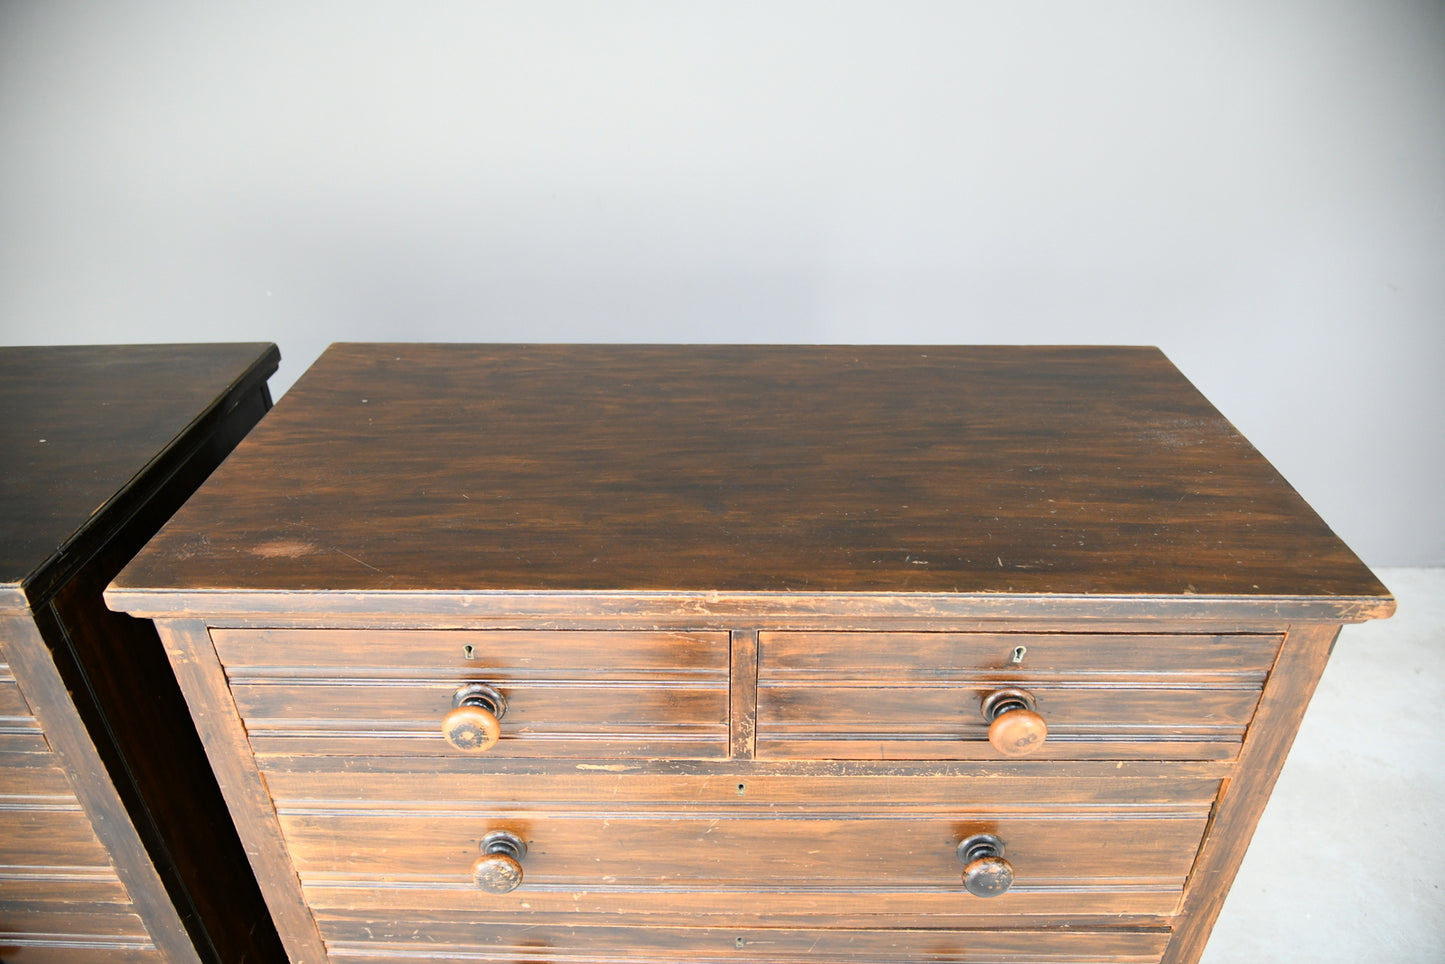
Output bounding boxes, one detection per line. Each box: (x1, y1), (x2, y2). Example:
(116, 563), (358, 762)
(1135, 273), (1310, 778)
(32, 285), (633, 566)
(1, 343), (279, 609)
(109, 344), (1392, 620)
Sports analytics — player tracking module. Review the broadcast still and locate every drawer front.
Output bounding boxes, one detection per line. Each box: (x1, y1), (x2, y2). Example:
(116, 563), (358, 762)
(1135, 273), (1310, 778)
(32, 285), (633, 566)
(0, 666), (49, 755)
(0, 802), (117, 873)
(271, 766), (1215, 924)
(313, 918), (1171, 963)
(286, 810), (1206, 895)
(213, 630), (731, 759)
(757, 632), (1282, 761)
(0, 902), (159, 962)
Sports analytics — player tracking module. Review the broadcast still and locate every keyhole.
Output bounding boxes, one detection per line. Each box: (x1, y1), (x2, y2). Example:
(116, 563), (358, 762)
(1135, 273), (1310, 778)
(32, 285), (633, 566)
(1010, 645), (1027, 665)
(463, 644), (476, 659)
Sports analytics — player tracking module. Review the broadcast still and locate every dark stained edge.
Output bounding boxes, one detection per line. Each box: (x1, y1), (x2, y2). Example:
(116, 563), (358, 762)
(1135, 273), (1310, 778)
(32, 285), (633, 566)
(0, 585), (28, 614)
(11, 344), (280, 612)
(0, 613), (201, 962)
(104, 588), (1397, 625)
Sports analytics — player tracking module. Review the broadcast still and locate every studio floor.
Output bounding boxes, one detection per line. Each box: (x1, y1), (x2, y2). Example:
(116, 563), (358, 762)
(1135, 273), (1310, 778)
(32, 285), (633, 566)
(1200, 567), (1444, 962)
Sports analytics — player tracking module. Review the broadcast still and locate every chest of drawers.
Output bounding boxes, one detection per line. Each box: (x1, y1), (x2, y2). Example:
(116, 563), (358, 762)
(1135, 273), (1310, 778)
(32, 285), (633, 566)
(107, 344), (1394, 964)
(1, 344), (285, 962)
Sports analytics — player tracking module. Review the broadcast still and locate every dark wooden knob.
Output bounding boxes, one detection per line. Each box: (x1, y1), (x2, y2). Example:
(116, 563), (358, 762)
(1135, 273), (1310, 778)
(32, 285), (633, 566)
(957, 833), (1013, 897)
(471, 831), (527, 894)
(442, 683), (507, 752)
(981, 687), (1047, 756)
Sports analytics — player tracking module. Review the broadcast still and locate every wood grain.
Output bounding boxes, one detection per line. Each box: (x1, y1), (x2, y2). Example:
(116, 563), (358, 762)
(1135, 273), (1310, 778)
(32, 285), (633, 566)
(757, 683), (1262, 762)
(1160, 623), (1345, 964)
(153, 620), (328, 963)
(730, 629), (759, 759)
(0, 615), (193, 962)
(306, 884), (1188, 928)
(256, 758), (1228, 811)
(211, 628), (730, 677)
(758, 632), (1284, 679)
(1, 344), (285, 964)
(217, 628), (732, 759)
(107, 345), (1396, 963)
(0, 945), (162, 964)
(0, 343), (278, 596)
(281, 810), (1208, 892)
(109, 345), (1394, 620)
(312, 921), (1172, 963)
(316, 919), (1173, 964)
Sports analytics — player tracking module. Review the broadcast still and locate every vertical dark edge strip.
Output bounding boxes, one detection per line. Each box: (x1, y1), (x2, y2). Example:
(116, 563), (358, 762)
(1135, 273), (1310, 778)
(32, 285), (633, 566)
(1, 613), (189, 960)
(1162, 622), (1341, 964)
(730, 629), (759, 760)
(155, 618), (330, 963)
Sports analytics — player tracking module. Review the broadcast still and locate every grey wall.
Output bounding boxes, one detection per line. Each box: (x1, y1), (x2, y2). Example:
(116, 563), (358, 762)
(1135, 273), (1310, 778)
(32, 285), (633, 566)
(2, 2), (1441, 566)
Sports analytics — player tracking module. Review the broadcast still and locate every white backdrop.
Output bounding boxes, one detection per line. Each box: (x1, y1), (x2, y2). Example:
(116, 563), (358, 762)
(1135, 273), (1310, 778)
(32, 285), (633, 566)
(2, 1), (1441, 565)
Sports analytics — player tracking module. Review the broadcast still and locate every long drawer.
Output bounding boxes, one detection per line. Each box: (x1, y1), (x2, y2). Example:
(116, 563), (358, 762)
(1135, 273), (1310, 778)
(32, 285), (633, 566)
(0, 902), (158, 963)
(314, 919), (1173, 963)
(286, 810), (1206, 895)
(756, 632), (1283, 761)
(213, 629), (731, 759)
(266, 764), (1217, 924)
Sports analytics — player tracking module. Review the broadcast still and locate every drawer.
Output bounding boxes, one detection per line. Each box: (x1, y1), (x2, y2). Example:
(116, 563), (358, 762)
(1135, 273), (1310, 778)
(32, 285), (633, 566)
(286, 810), (1206, 904)
(213, 629), (731, 759)
(0, 901), (158, 963)
(0, 804), (116, 873)
(313, 918), (1172, 963)
(0, 750), (80, 802)
(0, 669), (31, 716)
(272, 765), (1216, 924)
(0, 672), (49, 755)
(756, 632), (1282, 761)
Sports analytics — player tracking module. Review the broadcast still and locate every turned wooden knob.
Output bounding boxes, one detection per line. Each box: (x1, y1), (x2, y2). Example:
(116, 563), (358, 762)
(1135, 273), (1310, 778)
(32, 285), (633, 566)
(442, 683), (507, 752)
(471, 831), (527, 894)
(957, 833), (1013, 898)
(981, 687), (1046, 756)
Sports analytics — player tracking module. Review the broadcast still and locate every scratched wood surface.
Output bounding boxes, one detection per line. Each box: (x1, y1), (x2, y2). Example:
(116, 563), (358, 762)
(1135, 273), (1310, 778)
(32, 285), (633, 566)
(312, 921), (1172, 964)
(282, 810), (1208, 890)
(110, 345), (1393, 616)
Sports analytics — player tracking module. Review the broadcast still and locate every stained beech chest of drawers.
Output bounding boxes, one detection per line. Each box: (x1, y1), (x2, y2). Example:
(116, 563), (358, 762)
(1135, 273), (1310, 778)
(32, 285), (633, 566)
(107, 344), (1394, 964)
(1, 344), (285, 963)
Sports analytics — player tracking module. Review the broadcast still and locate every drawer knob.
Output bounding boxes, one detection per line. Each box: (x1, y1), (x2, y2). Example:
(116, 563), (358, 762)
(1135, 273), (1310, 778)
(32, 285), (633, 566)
(472, 830), (527, 894)
(443, 683), (508, 752)
(981, 687), (1047, 756)
(957, 833), (1013, 898)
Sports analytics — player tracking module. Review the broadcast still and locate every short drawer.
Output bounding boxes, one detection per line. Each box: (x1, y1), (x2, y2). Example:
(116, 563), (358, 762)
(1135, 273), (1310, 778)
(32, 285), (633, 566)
(313, 918), (1172, 963)
(756, 632), (1282, 761)
(0, 901), (158, 962)
(0, 750), (80, 802)
(213, 629), (731, 759)
(0, 671), (49, 755)
(0, 804), (117, 873)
